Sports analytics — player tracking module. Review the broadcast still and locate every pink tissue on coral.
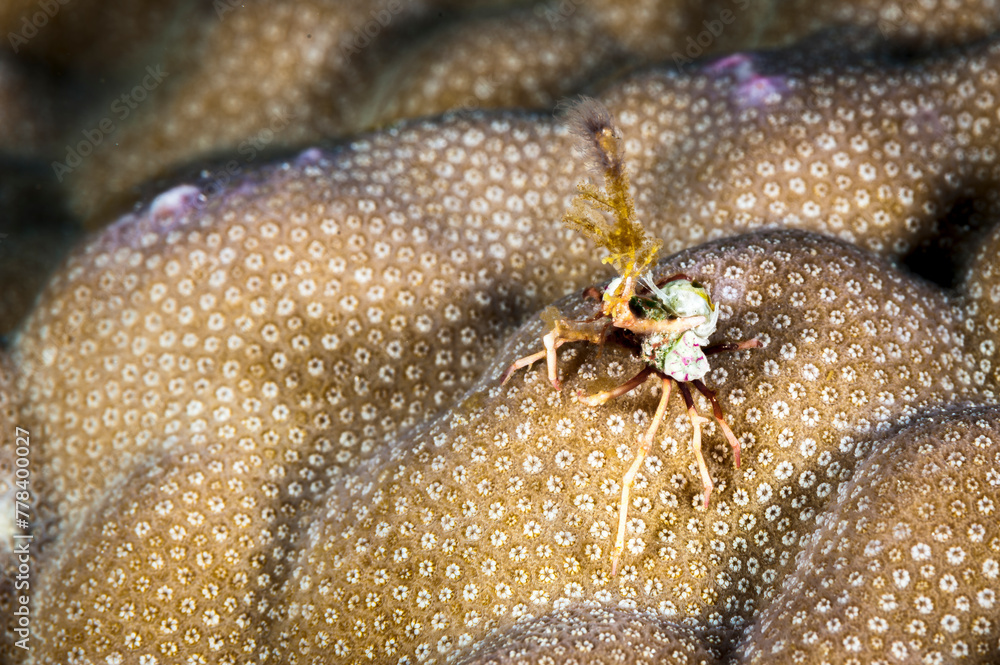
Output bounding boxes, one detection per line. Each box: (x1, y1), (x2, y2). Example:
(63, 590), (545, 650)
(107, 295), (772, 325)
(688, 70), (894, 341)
(706, 53), (787, 107)
(706, 52), (754, 73)
(149, 184), (202, 223)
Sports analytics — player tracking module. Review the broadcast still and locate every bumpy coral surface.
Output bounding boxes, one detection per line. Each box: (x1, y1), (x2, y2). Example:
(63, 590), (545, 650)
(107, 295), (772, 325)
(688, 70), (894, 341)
(65, 0), (422, 222)
(602, 36), (1000, 264)
(62, 0), (1000, 229)
(460, 606), (722, 664)
(18, 115), (597, 530)
(12, 187), (1000, 663)
(367, 9), (626, 128)
(759, 0), (1000, 50)
(738, 405), (1000, 664)
(964, 221), (1000, 384)
(4, 0), (1000, 664)
(585, 0), (763, 59)
(272, 230), (996, 662)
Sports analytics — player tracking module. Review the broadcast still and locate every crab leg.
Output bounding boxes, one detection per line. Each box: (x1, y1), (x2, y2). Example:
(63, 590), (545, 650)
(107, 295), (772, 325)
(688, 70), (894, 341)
(678, 382), (713, 509)
(703, 338), (761, 356)
(500, 314), (612, 390)
(496, 330), (571, 389)
(612, 376), (672, 576)
(541, 329), (563, 389)
(576, 366), (655, 407)
(500, 344), (558, 385)
(691, 379), (742, 468)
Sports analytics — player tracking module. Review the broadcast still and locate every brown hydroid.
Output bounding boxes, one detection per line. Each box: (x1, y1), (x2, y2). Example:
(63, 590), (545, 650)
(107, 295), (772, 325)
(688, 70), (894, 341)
(563, 97), (661, 308)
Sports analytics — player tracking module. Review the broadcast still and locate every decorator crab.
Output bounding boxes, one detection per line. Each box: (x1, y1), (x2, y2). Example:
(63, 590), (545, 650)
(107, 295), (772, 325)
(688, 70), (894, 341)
(501, 98), (759, 575)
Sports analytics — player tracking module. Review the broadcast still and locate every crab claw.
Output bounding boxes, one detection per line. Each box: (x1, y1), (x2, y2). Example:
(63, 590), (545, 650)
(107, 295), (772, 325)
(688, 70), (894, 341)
(499, 349), (547, 385)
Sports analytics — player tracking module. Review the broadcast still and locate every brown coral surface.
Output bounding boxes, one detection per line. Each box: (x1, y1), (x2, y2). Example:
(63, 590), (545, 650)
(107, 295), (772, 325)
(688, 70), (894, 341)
(602, 37), (1000, 263)
(12, 198), (1000, 663)
(737, 404), (1000, 664)
(272, 230), (997, 662)
(58, 0), (1000, 229)
(3, 0), (1000, 663)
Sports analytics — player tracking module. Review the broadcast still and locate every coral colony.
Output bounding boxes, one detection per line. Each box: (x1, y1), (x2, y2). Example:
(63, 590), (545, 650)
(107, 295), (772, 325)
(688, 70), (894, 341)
(501, 98), (759, 575)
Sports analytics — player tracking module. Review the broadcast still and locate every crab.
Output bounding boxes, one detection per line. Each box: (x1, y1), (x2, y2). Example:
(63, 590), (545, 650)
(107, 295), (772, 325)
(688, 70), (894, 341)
(500, 98), (760, 575)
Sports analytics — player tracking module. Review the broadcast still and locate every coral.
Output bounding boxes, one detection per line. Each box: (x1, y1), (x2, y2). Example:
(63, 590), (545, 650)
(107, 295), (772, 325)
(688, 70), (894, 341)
(589, 0), (1000, 56)
(15, 115), (600, 539)
(61, 0), (1000, 234)
(600, 35), (1000, 265)
(963, 220), (1000, 384)
(268, 230), (995, 662)
(64, 0), (432, 223)
(26, 217), (1000, 662)
(15, 62), (1000, 661)
(7, 0), (1000, 662)
(61, 0), (745, 226)
(758, 0), (1000, 50)
(459, 606), (721, 664)
(368, 8), (626, 128)
(737, 405), (1000, 663)
(15, 113), (608, 662)
(360, 29), (1000, 280)
(585, 0), (765, 59)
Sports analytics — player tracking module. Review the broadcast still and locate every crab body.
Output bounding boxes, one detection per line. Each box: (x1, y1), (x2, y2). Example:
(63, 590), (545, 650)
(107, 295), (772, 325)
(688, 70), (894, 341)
(499, 98), (759, 575)
(628, 278), (719, 382)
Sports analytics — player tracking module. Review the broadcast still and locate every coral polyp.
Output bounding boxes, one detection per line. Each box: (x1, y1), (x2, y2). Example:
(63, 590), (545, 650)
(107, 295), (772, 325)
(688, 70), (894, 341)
(501, 99), (759, 574)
